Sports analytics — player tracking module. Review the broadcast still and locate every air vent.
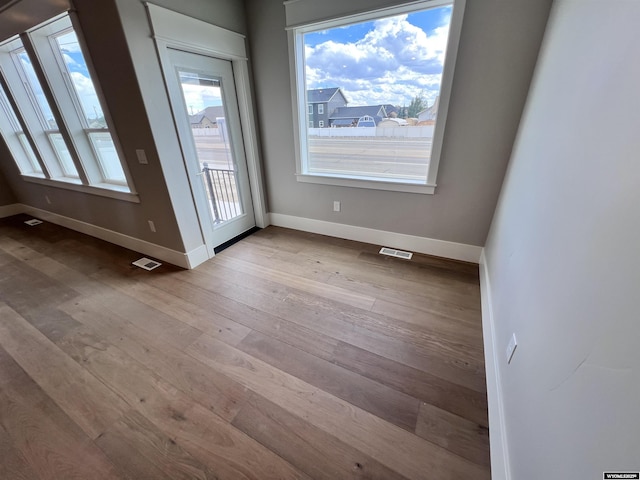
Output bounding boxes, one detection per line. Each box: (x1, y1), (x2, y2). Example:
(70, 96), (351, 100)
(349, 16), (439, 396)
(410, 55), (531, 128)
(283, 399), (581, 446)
(132, 257), (162, 271)
(379, 247), (413, 260)
(24, 219), (43, 226)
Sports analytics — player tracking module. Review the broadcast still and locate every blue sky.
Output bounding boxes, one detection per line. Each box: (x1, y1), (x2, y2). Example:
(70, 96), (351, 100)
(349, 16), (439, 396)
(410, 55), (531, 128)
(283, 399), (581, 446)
(304, 5), (452, 107)
(56, 31), (104, 123)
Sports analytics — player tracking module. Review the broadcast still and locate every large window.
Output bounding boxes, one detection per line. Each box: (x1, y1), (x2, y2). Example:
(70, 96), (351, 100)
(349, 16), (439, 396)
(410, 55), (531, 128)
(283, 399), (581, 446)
(0, 13), (133, 196)
(289, 0), (465, 194)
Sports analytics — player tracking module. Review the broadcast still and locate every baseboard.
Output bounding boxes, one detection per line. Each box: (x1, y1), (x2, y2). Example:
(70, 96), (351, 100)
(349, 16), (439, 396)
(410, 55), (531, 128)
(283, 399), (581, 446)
(0, 203), (23, 219)
(269, 213), (482, 263)
(479, 250), (511, 480)
(18, 205), (195, 269)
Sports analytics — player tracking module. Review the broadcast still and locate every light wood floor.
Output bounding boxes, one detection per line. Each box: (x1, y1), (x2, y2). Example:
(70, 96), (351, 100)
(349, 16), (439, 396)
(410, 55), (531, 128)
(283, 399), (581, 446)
(0, 215), (490, 479)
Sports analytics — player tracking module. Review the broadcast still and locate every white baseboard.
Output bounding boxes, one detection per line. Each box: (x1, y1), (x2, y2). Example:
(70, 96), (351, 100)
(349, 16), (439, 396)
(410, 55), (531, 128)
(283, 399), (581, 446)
(269, 213), (482, 263)
(479, 250), (511, 480)
(0, 203), (23, 218)
(17, 205), (196, 269)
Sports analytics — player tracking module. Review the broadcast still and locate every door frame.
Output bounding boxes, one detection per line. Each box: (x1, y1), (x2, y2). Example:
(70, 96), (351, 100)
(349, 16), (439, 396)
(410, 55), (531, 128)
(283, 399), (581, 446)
(146, 3), (268, 250)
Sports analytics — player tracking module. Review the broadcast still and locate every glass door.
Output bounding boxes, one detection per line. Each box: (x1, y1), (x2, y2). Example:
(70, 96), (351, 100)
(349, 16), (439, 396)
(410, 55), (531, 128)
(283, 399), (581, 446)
(166, 49), (255, 255)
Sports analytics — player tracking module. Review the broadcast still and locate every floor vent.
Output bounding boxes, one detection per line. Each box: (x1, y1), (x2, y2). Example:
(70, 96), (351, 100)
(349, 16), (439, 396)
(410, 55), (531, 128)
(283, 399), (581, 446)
(132, 257), (162, 271)
(379, 247), (413, 260)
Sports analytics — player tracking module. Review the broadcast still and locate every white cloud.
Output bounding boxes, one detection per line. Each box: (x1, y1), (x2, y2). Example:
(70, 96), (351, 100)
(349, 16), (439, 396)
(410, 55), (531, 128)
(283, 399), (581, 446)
(305, 11), (450, 107)
(69, 72), (103, 120)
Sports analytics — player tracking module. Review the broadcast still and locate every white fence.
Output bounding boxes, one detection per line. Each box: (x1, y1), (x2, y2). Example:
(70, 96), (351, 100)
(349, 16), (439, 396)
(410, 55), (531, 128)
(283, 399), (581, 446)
(191, 128), (219, 136)
(309, 125), (434, 138)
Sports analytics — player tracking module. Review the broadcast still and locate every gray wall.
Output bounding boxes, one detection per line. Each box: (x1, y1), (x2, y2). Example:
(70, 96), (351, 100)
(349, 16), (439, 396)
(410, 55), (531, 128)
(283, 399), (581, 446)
(0, 0), (248, 253)
(245, 0), (553, 247)
(0, 168), (15, 205)
(484, 0), (640, 477)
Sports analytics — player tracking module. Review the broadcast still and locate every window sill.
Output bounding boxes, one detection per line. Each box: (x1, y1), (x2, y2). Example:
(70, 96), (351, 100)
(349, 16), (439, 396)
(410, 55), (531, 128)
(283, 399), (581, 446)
(21, 175), (140, 203)
(295, 173), (436, 194)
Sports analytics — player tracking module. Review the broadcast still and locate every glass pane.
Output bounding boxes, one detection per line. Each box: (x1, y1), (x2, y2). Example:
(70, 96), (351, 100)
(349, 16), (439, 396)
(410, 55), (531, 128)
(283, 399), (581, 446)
(55, 30), (106, 128)
(178, 70), (244, 224)
(48, 133), (78, 177)
(301, 4), (452, 182)
(18, 133), (42, 173)
(0, 82), (42, 173)
(88, 131), (126, 183)
(15, 49), (58, 129)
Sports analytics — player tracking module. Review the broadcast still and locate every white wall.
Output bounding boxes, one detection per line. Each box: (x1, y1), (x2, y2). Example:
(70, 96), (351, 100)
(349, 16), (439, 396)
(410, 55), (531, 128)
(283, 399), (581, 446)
(484, 0), (640, 477)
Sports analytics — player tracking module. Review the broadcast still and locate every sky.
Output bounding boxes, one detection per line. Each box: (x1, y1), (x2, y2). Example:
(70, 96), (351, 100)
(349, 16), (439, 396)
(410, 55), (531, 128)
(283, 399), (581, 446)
(56, 31), (105, 126)
(304, 5), (452, 107)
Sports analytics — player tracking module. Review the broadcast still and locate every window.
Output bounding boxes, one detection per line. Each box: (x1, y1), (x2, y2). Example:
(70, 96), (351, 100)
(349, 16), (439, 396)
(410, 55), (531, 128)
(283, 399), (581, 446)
(0, 13), (134, 197)
(318, 120), (324, 127)
(289, 0), (465, 194)
(308, 104), (313, 115)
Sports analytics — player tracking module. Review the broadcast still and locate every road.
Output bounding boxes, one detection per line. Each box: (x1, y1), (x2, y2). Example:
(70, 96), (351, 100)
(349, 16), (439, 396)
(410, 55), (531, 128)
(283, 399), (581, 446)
(308, 137), (432, 179)
(193, 132), (433, 179)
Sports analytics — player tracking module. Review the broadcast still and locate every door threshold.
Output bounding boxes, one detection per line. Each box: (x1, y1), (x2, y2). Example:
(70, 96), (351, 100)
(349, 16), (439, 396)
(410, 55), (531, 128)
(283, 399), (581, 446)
(214, 226), (260, 254)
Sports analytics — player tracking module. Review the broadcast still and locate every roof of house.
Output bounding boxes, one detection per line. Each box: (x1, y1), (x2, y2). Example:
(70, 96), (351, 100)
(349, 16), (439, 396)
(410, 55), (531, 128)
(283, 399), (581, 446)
(329, 105), (386, 119)
(307, 87), (345, 104)
(189, 114), (205, 125)
(382, 104), (399, 115)
(200, 106), (225, 121)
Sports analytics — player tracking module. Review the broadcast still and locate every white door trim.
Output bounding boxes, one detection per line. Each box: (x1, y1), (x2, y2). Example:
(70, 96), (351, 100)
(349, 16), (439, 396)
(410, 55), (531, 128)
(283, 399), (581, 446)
(145, 2), (268, 231)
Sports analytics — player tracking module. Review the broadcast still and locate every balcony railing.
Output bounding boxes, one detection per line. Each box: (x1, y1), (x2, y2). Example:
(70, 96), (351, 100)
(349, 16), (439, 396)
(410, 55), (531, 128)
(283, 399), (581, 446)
(201, 162), (242, 224)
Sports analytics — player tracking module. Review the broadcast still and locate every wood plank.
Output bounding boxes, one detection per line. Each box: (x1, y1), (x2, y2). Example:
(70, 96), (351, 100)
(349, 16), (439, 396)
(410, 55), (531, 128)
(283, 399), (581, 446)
(332, 341), (489, 427)
(147, 273), (340, 361)
(95, 409), (219, 480)
(0, 358), (122, 479)
(415, 402), (490, 468)
(0, 424), (40, 480)
(0, 302), (129, 440)
(0, 236), (203, 351)
(58, 304), (251, 423)
(56, 328), (310, 480)
(238, 330), (421, 432)
(0, 257), (81, 342)
(232, 393), (410, 480)
(163, 267), (486, 391)
(91, 267), (251, 346)
(186, 333), (490, 480)
(208, 255), (377, 311)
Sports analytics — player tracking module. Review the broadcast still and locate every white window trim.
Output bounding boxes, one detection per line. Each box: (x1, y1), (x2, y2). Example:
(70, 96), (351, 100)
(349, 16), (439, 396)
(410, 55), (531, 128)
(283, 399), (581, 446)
(145, 2), (268, 229)
(287, 0), (466, 195)
(318, 120), (324, 127)
(318, 103), (324, 114)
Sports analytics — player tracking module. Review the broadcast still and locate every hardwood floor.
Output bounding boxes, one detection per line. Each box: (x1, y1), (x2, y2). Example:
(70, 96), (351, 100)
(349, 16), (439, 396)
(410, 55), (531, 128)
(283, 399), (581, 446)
(0, 215), (490, 479)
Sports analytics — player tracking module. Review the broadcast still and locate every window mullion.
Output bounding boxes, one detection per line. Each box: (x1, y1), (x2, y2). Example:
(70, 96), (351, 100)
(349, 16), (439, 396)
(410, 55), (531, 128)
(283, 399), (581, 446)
(20, 32), (90, 185)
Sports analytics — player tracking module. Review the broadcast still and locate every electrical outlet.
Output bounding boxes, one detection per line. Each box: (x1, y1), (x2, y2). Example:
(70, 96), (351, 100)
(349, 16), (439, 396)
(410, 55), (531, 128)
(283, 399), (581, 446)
(136, 149), (148, 165)
(148, 220), (156, 233)
(506, 333), (518, 364)
(333, 201), (341, 212)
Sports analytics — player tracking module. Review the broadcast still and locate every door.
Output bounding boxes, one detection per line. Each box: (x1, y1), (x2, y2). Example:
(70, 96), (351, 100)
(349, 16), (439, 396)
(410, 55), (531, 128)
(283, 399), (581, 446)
(165, 48), (255, 255)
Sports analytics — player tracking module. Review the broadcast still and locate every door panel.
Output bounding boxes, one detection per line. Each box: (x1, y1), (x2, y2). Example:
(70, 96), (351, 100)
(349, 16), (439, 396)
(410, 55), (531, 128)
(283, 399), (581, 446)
(166, 49), (255, 255)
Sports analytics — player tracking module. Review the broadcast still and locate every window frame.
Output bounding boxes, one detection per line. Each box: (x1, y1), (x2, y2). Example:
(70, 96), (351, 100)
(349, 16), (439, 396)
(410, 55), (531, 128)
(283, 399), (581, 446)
(287, 0), (466, 195)
(0, 12), (137, 201)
